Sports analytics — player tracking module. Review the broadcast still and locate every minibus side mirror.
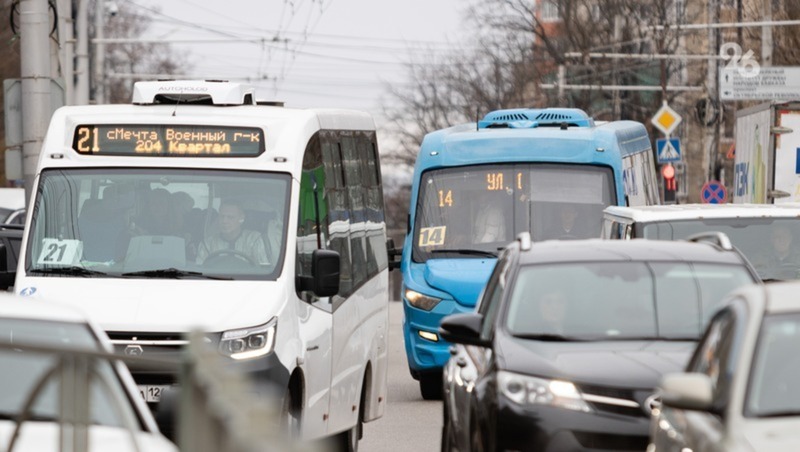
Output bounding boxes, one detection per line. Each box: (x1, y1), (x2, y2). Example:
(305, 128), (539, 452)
(387, 238), (401, 271)
(0, 242), (14, 291)
(311, 249), (340, 297)
(296, 250), (340, 298)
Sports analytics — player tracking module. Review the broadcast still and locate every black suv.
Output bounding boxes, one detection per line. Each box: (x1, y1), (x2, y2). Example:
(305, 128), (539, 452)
(0, 224), (22, 290)
(440, 234), (760, 452)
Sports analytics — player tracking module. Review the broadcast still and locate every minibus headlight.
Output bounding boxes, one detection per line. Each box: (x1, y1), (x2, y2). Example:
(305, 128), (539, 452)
(404, 287), (442, 311)
(219, 318), (277, 360)
(497, 371), (592, 413)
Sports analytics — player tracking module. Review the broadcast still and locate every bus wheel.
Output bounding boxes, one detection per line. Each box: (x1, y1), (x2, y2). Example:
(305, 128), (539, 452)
(281, 388), (300, 440)
(419, 373), (442, 400)
(336, 378), (366, 452)
(336, 423), (360, 452)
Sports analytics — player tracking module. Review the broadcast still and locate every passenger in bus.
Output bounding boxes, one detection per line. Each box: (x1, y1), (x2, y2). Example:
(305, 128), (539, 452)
(134, 188), (177, 236)
(196, 200), (270, 266)
(473, 202), (507, 244)
(171, 191), (198, 259)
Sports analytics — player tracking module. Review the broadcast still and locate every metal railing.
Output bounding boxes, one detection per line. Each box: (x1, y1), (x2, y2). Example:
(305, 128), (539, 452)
(0, 341), (174, 452)
(1, 335), (318, 452)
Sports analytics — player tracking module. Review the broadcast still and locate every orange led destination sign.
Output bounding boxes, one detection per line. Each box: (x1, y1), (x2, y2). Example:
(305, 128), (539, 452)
(72, 125), (264, 156)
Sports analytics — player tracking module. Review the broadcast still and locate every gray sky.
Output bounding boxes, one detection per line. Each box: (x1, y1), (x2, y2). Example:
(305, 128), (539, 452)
(135, 0), (471, 122)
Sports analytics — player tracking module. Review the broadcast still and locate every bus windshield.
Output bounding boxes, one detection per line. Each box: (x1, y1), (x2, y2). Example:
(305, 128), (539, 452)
(26, 168), (290, 280)
(412, 163), (615, 262)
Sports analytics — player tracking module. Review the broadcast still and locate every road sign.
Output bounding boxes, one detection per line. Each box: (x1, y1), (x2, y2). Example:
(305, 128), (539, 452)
(701, 180), (728, 204)
(655, 137), (682, 163)
(651, 103), (682, 136)
(720, 66), (800, 101)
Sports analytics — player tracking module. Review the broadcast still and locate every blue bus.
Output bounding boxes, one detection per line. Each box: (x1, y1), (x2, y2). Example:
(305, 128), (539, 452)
(400, 108), (660, 399)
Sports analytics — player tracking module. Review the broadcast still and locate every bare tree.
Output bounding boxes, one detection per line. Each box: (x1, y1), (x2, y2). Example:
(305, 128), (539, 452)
(383, 27), (537, 168)
(95, 2), (190, 103)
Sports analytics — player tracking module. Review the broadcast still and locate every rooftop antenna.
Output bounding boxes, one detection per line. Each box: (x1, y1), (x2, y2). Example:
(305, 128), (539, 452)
(171, 89), (183, 117)
(476, 108), (480, 131)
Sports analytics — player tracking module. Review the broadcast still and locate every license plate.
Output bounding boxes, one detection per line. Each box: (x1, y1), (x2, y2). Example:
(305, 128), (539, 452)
(138, 385), (169, 402)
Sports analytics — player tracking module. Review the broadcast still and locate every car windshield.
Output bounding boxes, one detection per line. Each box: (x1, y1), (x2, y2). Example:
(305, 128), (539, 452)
(0, 318), (140, 428)
(412, 164), (615, 262)
(642, 218), (800, 281)
(745, 313), (800, 418)
(26, 168), (290, 280)
(505, 262), (754, 340)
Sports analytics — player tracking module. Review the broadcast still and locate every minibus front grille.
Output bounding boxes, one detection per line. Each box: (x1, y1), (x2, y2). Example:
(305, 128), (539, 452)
(109, 332), (187, 355)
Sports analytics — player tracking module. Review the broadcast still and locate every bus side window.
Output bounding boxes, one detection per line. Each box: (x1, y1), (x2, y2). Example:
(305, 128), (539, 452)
(342, 133), (369, 292)
(359, 134), (388, 275)
(296, 133), (333, 307)
(327, 134), (353, 300)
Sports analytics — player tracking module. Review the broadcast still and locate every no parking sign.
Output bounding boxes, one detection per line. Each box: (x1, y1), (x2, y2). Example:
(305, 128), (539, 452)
(701, 180), (727, 204)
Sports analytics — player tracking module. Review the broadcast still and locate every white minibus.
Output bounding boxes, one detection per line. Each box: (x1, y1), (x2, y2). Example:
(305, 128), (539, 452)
(15, 80), (390, 450)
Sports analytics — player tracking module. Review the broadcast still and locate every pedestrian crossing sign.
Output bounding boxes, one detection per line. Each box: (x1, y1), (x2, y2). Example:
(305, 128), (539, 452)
(656, 137), (682, 163)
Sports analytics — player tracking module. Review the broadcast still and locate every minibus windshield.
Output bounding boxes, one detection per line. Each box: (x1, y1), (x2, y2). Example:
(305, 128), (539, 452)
(26, 168), (290, 280)
(412, 163), (615, 262)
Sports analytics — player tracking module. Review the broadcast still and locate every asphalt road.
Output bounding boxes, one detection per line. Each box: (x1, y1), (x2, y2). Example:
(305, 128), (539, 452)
(359, 301), (443, 452)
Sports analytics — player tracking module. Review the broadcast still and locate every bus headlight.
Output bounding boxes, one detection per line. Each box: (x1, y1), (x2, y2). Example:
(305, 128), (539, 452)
(497, 371), (592, 413)
(404, 287), (442, 311)
(219, 318), (277, 360)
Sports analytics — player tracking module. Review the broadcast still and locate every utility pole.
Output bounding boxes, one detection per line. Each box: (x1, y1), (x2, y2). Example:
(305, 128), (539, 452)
(703, 0), (720, 183)
(19, 0), (52, 200)
(76, 0), (90, 104)
(762, 0), (773, 67)
(94, 0), (106, 103)
(612, 15), (623, 119)
(57, 0), (75, 104)
(557, 64), (566, 105)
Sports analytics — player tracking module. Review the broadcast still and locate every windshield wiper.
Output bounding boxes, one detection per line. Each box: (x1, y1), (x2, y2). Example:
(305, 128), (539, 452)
(431, 249), (498, 258)
(513, 333), (579, 342)
(31, 266), (107, 277)
(121, 268), (232, 280)
(0, 411), (59, 422)
(601, 336), (698, 342)
(756, 410), (800, 418)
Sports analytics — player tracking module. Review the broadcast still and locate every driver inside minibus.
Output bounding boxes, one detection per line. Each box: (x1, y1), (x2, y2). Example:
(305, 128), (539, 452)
(196, 199), (270, 267)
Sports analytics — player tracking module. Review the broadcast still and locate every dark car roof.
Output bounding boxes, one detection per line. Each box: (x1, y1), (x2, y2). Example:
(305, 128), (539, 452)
(516, 238), (750, 267)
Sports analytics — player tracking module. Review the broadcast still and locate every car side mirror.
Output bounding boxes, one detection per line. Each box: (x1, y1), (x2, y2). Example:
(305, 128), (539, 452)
(659, 372), (714, 411)
(439, 312), (488, 347)
(387, 238), (401, 271)
(298, 249), (340, 298)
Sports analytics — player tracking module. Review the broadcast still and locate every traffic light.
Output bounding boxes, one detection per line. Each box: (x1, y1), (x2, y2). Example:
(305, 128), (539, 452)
(662, 163), (677, 203)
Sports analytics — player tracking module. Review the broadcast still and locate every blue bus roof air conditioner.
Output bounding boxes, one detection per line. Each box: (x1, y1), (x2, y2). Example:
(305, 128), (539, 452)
(477, 108), (594, 129)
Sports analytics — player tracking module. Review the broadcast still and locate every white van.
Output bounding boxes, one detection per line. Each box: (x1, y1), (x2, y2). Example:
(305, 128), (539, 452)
(602, 203), (800, 282)
(14, 80), (390, 449)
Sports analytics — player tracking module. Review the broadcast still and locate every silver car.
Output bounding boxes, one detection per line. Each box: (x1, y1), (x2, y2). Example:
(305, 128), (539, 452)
(650, 282), (800, 452)
(0, 294), (177, 452)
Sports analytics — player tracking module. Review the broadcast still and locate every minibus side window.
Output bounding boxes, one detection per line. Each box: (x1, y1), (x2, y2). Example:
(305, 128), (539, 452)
(296, 133), (332, 307)
(342, 133), (368, 291)
(360, 134), (388, 276)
